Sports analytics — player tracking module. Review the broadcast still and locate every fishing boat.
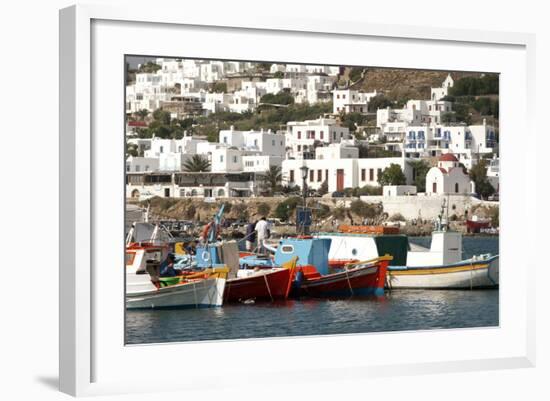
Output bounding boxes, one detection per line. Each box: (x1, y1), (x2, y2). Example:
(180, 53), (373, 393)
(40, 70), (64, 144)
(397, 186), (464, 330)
(193, 205), (298, 303)
(317, 202), (499, 290)
(224, 257), (297, 302)
(126, 242), (229, 309)
(125, 222), (228, 309)
(272, 236), (392, 297)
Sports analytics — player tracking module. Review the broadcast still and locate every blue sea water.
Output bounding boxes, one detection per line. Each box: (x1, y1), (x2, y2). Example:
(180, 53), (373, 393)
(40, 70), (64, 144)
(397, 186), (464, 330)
(125, 236), (499, 344)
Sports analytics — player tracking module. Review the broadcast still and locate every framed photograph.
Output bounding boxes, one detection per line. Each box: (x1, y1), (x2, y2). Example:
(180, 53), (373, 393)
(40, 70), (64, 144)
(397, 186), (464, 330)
(60, 4), (535, 396)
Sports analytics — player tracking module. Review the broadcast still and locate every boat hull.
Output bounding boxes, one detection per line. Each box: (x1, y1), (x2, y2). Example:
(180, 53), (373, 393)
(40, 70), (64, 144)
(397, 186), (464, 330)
(126, 276), (226, 309)
(225, 268), (294, 303)
(297, 260), (389, 297)
(387, 256), (499, 289)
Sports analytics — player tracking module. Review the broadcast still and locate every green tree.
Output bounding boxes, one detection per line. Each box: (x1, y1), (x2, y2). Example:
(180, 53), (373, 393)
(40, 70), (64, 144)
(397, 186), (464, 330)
(340, 112), (366, 132)
(135, 109), (149, 120)
(183, 155), (211, 172)
(368, 95), (393, 112)
(469, 159), (495, 199)
(378, 164), (407, 186)
(274, 197), (302, 221)
(126, 143), (138, 157)
(273, 71), (284, 79)
(138, 61), (161, 73)
(407, 159), (430, 192)
(211, 82), (227, 93)
(260, 91), (295, 105)
(260, 165), (283, 195)
(152, 109), (171, 125)
(348, 67), (364, 82)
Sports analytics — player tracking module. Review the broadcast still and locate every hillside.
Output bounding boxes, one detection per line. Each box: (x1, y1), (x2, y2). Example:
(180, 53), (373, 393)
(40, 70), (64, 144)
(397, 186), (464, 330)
(350, 68), (485, 101)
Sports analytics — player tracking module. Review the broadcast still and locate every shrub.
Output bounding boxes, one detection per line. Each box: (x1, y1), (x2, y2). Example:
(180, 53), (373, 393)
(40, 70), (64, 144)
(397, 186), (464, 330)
(350, 200), (378, 218)
(274, 197), (302, 221)
(332, 206), (347, 220)
(389, 213), (405, 222)
(232, 203), (249, 220)
(257, 202), (271, 217)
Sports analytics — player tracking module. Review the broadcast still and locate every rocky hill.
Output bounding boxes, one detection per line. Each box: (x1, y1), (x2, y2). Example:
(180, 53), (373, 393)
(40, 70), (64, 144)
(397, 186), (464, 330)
(348, 68), (485, 101)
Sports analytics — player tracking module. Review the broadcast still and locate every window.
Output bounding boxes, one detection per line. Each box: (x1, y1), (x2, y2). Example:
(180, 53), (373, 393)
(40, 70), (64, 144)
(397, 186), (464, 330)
(272, 139), (275, 146)
(309, 170), (314, 182)
(297, 131), (301, 139)
(455, 183), (459, 193)
(297, 145), (301, 151)
(369, 169), (374, 181)
(160, 146), (164, 153)
(320, 131), (324, 140)
(220, 155), (224, 162)
(336, 94), (340, 99)
(254, 139), (258, 146)
(377, 168), (382, 179)
(223, 137), (227, 143)
(361, 169), (366, 181)
(317, 169), (322, 182)
(233, 156), (238, 163)
(290, 170), (294, 182)
(325, 169), (329, 180)
(343, 94), (346, 99)
(135, 165), (140, 172)
(333, 132), (336, 140)
(281, 245), (294, 254)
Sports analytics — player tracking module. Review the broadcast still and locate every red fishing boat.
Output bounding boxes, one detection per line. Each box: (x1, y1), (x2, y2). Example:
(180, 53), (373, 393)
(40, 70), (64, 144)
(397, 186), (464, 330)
(224, 257), (297, 302)
(297, 256), (392, 297)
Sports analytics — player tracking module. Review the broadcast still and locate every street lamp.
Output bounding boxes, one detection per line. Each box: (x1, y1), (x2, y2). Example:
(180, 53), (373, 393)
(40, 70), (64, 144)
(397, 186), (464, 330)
(300, 165), (309, 207)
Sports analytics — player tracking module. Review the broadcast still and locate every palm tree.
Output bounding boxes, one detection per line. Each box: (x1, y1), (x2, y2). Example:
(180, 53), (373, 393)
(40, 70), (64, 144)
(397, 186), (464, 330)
(135, 109), (149, 121)
(261, 165), (282, 195)
(183, 155), (211, 172)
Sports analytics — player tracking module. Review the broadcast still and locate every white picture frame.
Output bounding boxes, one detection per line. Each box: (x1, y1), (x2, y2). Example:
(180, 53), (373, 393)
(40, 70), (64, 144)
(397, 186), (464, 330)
(59, 4), (536, 397)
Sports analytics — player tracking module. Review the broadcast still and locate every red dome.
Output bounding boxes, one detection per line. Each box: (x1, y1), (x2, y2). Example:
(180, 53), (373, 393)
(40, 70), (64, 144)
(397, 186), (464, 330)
(439, 153), (458, 162)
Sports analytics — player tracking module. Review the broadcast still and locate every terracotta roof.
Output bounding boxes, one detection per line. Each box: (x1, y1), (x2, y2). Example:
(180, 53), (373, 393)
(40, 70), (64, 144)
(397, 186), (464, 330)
(438, 167), (447, 174)
(439, 153), (458, 162)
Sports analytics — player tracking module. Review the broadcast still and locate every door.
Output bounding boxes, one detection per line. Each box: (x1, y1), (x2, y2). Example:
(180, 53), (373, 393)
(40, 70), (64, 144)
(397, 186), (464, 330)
(164, 188), (170, 197)
(336, 169), (344, 191)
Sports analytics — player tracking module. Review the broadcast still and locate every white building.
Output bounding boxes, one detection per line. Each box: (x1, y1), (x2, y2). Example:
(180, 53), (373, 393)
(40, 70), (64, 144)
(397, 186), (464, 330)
(243, 155), (284, 173)
(383, 185), (418, 196)
(333, 89), (377, 114)
(282, 157), (413, 193)
(403, 121), (497, 168)
(431, 74), (454, 101)
(219, 127), (286, 157)
(126, 156), (159, 173)
(285, 117), (351, 158)
(425, 153), (473, 195)
(315, 143), (359, 160)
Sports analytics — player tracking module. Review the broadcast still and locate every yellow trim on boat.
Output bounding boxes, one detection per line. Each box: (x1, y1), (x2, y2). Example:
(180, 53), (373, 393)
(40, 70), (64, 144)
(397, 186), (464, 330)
(389, 263), (489, 276)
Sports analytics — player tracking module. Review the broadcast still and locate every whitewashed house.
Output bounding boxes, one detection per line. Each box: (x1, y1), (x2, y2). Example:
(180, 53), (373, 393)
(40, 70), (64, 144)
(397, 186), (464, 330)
(282, 157), (413, 193)
(425, 153), (473, 195)
(285, 117), (351, 158)
(333, 89), (377, 114)
(431, 74), (454, 101)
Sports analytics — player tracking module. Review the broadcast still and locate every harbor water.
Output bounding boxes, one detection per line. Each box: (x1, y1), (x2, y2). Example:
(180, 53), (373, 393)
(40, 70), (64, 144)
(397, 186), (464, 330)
(126, 236), (499, 345)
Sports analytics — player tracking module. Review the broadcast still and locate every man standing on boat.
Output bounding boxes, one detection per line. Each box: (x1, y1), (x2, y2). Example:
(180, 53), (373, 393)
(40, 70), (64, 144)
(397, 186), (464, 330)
(255, 217), (270, 254)
(246, 221), (257, 252)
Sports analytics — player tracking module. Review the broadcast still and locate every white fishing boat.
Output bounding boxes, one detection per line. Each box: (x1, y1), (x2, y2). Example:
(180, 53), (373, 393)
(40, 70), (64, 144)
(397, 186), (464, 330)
(126, 268), (228, 309)
(125, 224), (228, 309)
(317, 201), (499, 290)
